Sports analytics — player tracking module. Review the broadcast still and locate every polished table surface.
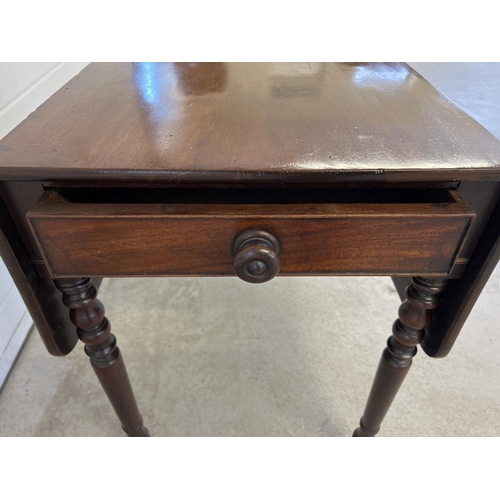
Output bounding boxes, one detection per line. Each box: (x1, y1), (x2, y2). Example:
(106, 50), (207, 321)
(0, 62), (500, 183)
(2, 62), (500, 436)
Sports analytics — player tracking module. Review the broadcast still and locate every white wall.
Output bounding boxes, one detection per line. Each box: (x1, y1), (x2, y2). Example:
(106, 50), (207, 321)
(0, 62), (89, 390)
(0, 63), (89, 139)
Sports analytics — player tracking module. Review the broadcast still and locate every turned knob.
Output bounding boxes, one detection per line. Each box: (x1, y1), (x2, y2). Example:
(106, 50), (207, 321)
(233, 229), (281, 284)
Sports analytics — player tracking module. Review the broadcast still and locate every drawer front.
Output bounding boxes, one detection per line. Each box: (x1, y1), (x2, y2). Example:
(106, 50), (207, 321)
(27, 189), (475, 279)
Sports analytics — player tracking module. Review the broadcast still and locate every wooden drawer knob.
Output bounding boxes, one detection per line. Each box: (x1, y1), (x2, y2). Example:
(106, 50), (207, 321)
(233, 229), (281, 283)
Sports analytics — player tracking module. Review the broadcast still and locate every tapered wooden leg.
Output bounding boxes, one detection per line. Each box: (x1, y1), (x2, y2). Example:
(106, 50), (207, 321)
(353, 277), (447, 437)
(54, 278), (149, 437)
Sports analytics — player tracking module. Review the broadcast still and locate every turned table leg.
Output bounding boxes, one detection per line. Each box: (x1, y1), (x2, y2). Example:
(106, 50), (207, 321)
(54, 278), (149, 437)
(353, 277), (447, 437)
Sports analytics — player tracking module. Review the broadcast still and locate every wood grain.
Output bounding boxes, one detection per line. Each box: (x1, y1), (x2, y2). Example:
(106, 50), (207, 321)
(27, 188), (475, 278)
(1, 63), (500, 183)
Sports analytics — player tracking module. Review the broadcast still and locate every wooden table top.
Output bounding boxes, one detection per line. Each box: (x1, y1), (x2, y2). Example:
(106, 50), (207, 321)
(1, 62), (500, 184)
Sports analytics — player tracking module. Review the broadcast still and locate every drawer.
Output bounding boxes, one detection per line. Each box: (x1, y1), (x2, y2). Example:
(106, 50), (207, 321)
(27, 188), (475, 281)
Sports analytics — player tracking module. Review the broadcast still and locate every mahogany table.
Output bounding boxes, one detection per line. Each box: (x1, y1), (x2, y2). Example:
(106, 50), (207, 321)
(1, 63), (500, 437)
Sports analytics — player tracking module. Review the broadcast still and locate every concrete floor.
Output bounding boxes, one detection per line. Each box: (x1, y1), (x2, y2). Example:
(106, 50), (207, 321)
(1, 63), (499, 436)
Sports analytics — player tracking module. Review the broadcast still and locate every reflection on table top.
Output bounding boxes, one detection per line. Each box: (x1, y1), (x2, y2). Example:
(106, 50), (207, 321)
(1, 62), (499, 183)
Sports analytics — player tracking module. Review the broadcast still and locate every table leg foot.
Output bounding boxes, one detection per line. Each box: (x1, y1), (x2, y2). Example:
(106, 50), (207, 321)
(353, 277), (447, 437)
(54, 277), (149, 437)
(124, 421), (151, 437)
